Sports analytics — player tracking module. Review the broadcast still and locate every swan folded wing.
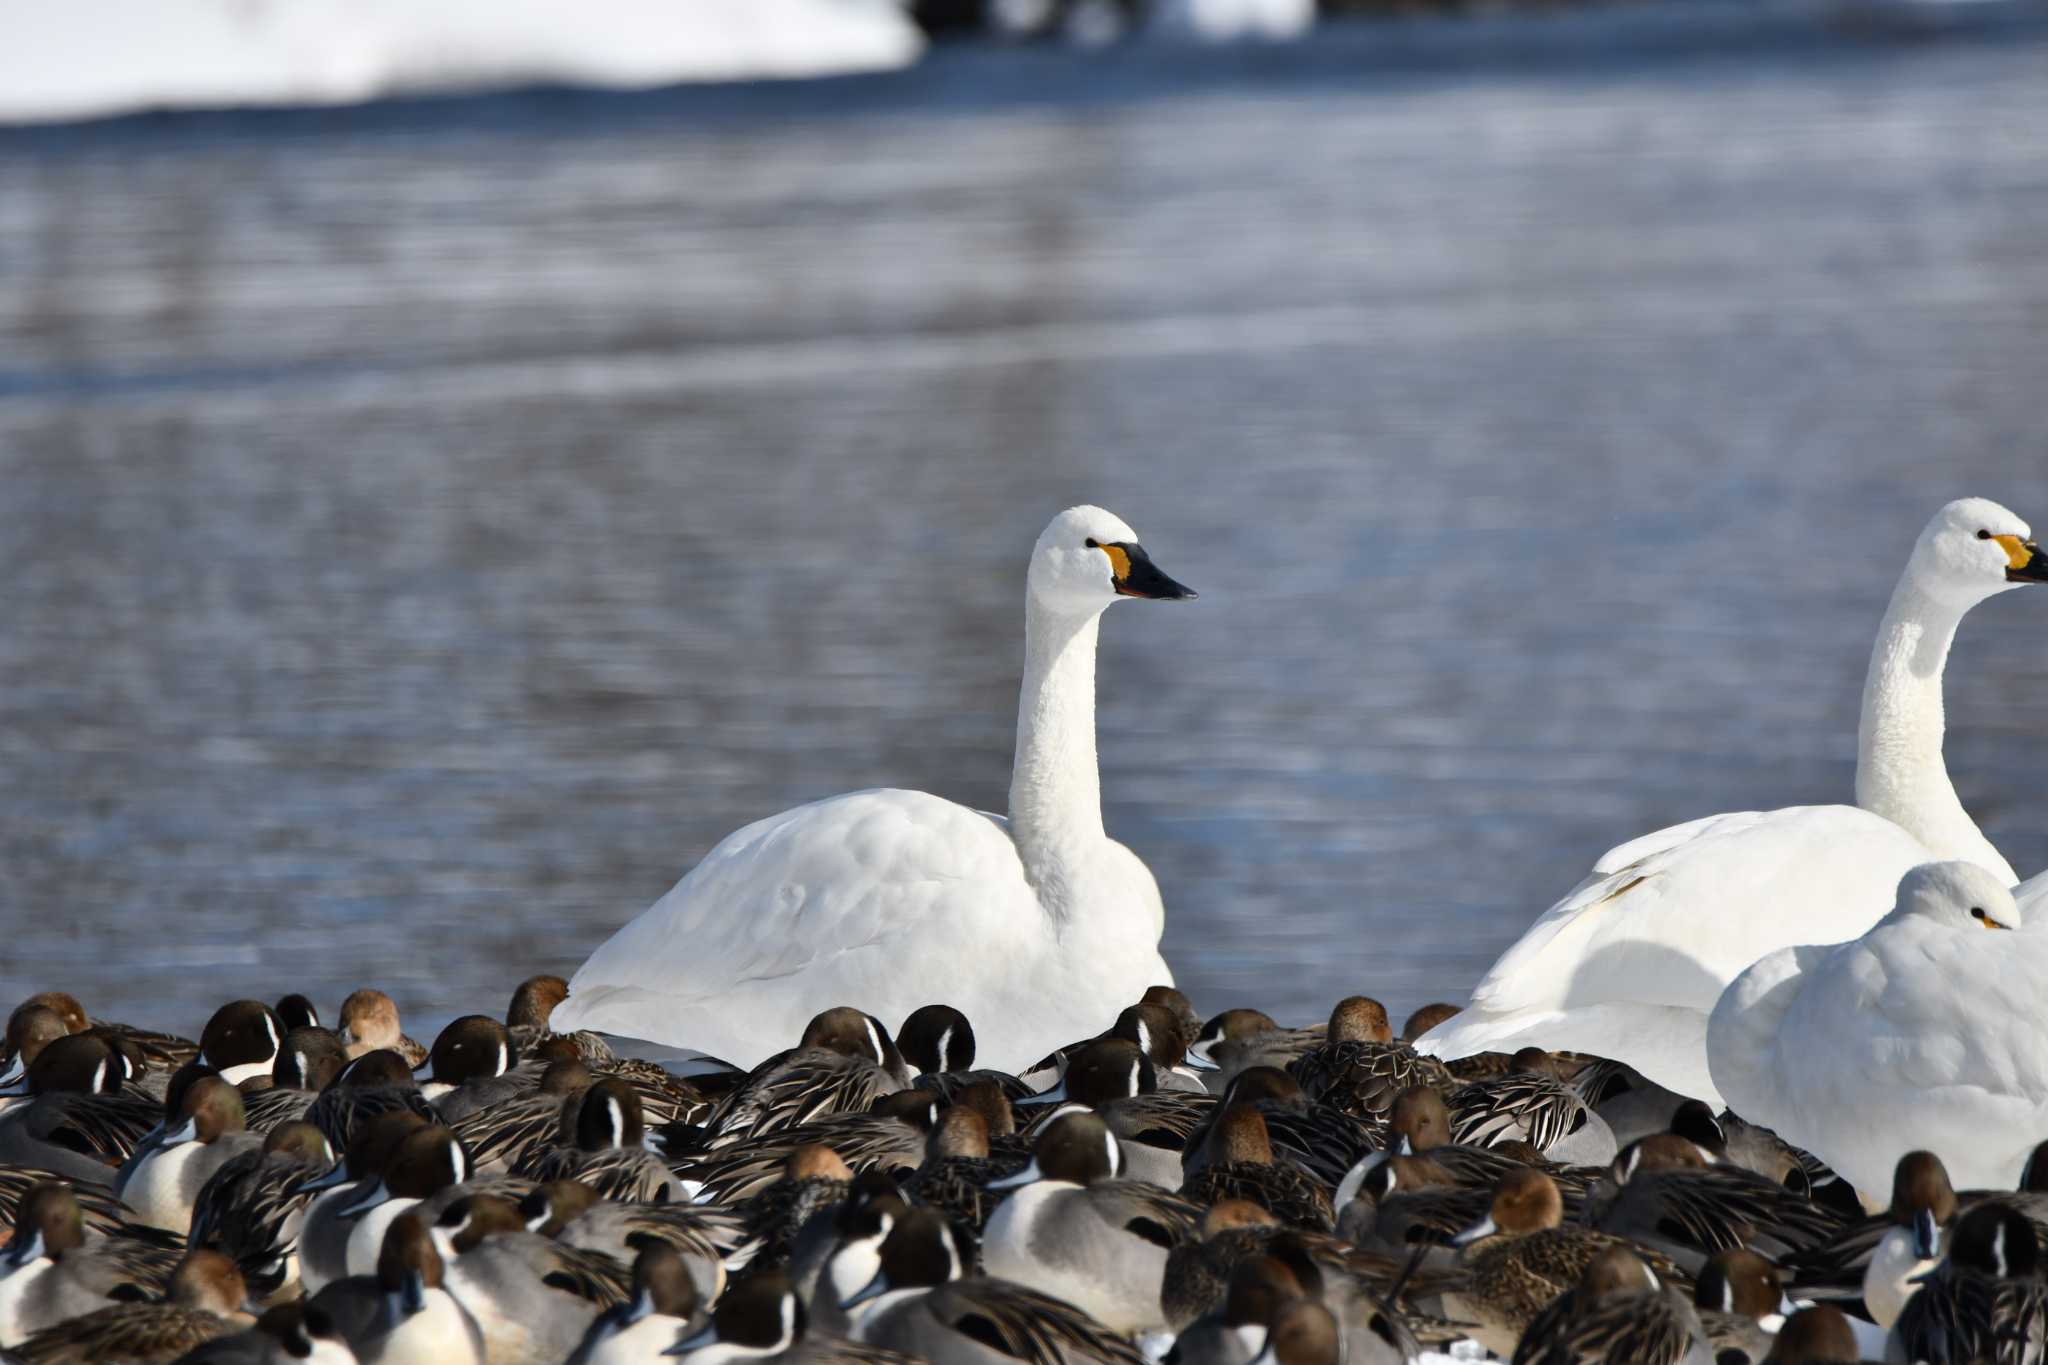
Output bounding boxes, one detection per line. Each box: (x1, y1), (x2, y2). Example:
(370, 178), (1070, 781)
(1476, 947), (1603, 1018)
(1468, 806), (1932, 1018)
(566, 789), (1025, 1006)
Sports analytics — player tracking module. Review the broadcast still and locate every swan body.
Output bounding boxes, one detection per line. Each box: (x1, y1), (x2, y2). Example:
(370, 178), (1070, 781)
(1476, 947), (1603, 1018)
(554, 507), (1196, 1071)
(1708, 861), (2048, 1199)
(1419, 499), (2048, 1105)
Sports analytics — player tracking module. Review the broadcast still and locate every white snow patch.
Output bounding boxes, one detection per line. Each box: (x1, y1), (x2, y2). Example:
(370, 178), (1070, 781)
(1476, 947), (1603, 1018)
(0, 0), (923, 125)
(1147, 0), (1315, 41)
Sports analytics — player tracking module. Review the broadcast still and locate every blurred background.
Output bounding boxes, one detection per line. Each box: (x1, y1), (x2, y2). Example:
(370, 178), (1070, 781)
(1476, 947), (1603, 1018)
(2, 0), (2045, 1044)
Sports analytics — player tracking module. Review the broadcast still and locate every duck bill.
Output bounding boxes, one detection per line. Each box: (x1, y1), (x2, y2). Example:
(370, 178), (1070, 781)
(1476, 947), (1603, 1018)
(400, 1269), (428, 1317)
(841, 1271), (891, 1310)
(666, 1323), (721, 1356)
(987, 1160), (1044, 1191)
(1450, 1214), (1497, 1248)
(1913, 1209), (1941, 1261)
(1016, 1081), (1067, 1107)
(291, 1162), (355, 1197)
(1110, 543), (1197, 601)
(1180, 1049), (1220, 1073)
(2, 1227), (45, 1269)
(334, 1178), (390, 1220)
(0, 1054), (25, 1093)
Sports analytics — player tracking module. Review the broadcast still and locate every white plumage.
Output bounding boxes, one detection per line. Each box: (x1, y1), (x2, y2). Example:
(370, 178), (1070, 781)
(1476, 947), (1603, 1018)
(1418, 498), (2047, 1105)
(552, 506), (1196, 1070)
(1708, 861), (2048, 1199)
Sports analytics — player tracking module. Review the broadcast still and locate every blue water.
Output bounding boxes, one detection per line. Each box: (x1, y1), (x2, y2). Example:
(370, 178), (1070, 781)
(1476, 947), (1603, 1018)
(2, 12), (2047, 1046)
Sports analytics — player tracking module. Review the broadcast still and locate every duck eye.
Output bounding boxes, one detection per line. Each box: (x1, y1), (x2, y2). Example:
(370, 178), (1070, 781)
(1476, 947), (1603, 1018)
(1084, 537), (1099, 548)
(1978, 529), (1993, 540)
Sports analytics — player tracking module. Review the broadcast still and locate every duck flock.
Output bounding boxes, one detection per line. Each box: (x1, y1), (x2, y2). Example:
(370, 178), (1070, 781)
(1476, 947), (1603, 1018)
(6, 499), (2048, 1363)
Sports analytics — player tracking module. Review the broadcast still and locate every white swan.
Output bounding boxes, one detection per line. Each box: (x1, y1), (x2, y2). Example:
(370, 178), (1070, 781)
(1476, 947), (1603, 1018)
(1707, 861), (2048, 1199)
(550, 506), (1196, 1070)
(1417, 498), (2048, 1105)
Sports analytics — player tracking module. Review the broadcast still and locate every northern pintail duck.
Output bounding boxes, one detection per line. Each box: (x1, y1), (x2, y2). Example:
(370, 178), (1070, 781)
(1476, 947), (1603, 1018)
(1168, 1245), (1322, 1365)
(187, 1120), (337, 1302)
(420, 1017), (521, 1118)
(1189, 1011), (1321, 1087)
(841, 1204), (1147, 1365)
(336, 1125), (472, 1281)
(8, 1248), (251, 1363)
(1180, 1106), (1333, 1232)
(664, 1267), (917, 1365)
(896, 1006), (1034, 1105)
(1286, 999), (1457, 1123)
(705, 1010), (910, 1149)
(1583, 1133), (1842, 1276)
(731, 1147), (855, 1274)
(240, 1029), (349, 1135)
(981, 1111), (1202, 1332)
(1766, 1304), (1867, 1364)
(1023, 1038), (1211, 1189)
(805, 1176), (907, 1339)
(0, 1035), (160, 1184)
(200, 1002), (286, 1088)
(0, 1006), (70, 1093)
(506, 975), (613, 1065)
(1888, 1202), (2048, 1365)
(339, 1210), (484, 1365)
(568, 1242), (703, 1365)
(304, 1051), (435, 1157)
(296, 1110), (429, 1295)
(336, 992), (428, 1072)
(275, 996), (321, 1034)
(0, 1182), (180, 1345)
(1444, 1167), (1687, 1356)
(523, 1180), (736, 1303)
(1183, 1068), (1378, 1191)
(1400, 1005), (1461, 1043)
(6, 993), (199, 1080)
(428, 1194), (627, 1364)
(117, 1075), (265, 1233)
(1445, 1050), (1617, 1166)
(0, 1170), (137, 1242)
(519, 1079), (681, 1203)
(173, 1297), (357, 1364)
(1511, 1245), (1711, 1365)
(1243, 1296), (1340, 1365)
(1692, 1248), (1786, 1364)
(900, 1105), (1029, 1239)
(676, 1091), (939, 1204)
(450, 1058), (593, 1176)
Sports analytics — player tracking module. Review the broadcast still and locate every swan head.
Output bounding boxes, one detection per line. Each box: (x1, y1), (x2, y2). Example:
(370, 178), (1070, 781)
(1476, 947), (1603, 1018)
(1893, 860), (2021, 932)
(1029, 506), (1196, 614)
(1907, 498), (2048, 605)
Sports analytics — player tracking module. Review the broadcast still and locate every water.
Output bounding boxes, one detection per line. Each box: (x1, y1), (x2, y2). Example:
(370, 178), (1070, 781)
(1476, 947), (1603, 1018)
(3, 15), (2047, 1046)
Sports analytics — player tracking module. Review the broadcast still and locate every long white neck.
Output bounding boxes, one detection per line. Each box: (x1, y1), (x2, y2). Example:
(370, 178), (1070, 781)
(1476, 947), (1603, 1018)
(1008, 598), (1108, 914)
(1855, 576), (2016, 881)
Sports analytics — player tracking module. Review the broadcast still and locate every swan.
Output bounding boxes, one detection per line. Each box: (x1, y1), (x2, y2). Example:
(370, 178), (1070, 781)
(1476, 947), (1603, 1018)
(1707, 861), (2048, 1200)
(1417, 498), (2048, 1105)
(550, 505), (1196, 1071)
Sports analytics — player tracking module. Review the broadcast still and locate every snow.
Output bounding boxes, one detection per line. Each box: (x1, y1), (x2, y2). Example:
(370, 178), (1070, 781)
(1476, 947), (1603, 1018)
(0, 0), (924, 125)
(1148, 0), (1316, 40)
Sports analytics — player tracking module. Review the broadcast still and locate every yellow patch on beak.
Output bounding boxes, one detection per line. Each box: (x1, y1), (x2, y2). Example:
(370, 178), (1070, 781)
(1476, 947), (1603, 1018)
(1099, 544), (1132, 582)
(1984, 916), (2012, 931)
(1994, 534), (2034, 572)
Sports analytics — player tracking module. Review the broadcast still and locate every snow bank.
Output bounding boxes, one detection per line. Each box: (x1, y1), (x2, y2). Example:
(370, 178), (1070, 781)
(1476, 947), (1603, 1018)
(0, 0), (924, 125)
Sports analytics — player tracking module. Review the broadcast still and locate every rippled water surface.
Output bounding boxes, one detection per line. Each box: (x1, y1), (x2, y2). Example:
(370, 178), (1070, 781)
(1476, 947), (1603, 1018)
(3, 18), (2048, 1044)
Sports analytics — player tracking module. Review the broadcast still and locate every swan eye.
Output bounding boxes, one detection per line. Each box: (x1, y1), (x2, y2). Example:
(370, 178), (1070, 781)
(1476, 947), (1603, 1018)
(1084, 538), (1098, 548)
(1972, 907), (1986, 919)
(1978, 529), (1993, 540)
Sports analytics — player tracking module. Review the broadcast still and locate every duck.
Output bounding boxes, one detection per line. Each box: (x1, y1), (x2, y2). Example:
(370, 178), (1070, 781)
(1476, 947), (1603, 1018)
(1022, 1037), (1211, 1189)
(0, 1005), (72, 1093)
(7, 1248), (252, 1363)
(201, 1002), (287, 1087)
(450, 1057), (593, 1176)
(419, 1016), (521, 1118)
(340, 1211), (484, 1365)
(0, 1035), (162, 1183)
(1167, 1247), (1322, 1365)
(1692, 1249), (1787, 1364)
(506, 975), (613, 1065)
(1182, 1068), (1378, 1190)
(303, 1051), (436, 1158)
(518, 1078), (683, 1203)
(522, 1181), (734, 1302)
(840, 1204), (1148, 1365)
(275, 996), (322, 1034)
(1581, 1134), (1843, 1276)
(335, 1126), (472, 1281)
(1765, 1304), (1867, 1364)
(1510, 1245), (1711, 1365)
(116, 1075), (266, 1232)
(1444, 1052), (1616, 1166)
(296, 1111), (430, 1296)
(899, 1105), (1027, 1238)
(0, 1182), (180, 1345)
(567, 1242), (702, 1365)
(702, 1010), (911, 1149)
(241, 1029), (349, 1134)
(1286, 998), (1456, 1123)
(186, 1120), (337, 1302)
(337, 993), (429, 1071)
(426, 1194), (626, 1363)
(171, 1297), (358, 1364)
(664, 1267), (916, 1365)
(1888, 1203), (2048, 1365)
(677, 1090), (939, 1204)
(1189, 1012), (1322, 1087)
(1179, 1106), (1334, 1232)
(1242, 1297), (1340, 1365)
(1709, 860), (2048, 1198)
(981, 1110), (1203, 1332)
(551, 506), (1196, 1070)
(1443, 1167), (1687, 1356)
(1419, 499), (2048, 1105)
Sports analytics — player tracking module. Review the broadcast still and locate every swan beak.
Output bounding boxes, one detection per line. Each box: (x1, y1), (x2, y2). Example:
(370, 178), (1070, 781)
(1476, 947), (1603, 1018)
(1107, 543), (1197, 601)
(1998, 535), (2048, 582)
